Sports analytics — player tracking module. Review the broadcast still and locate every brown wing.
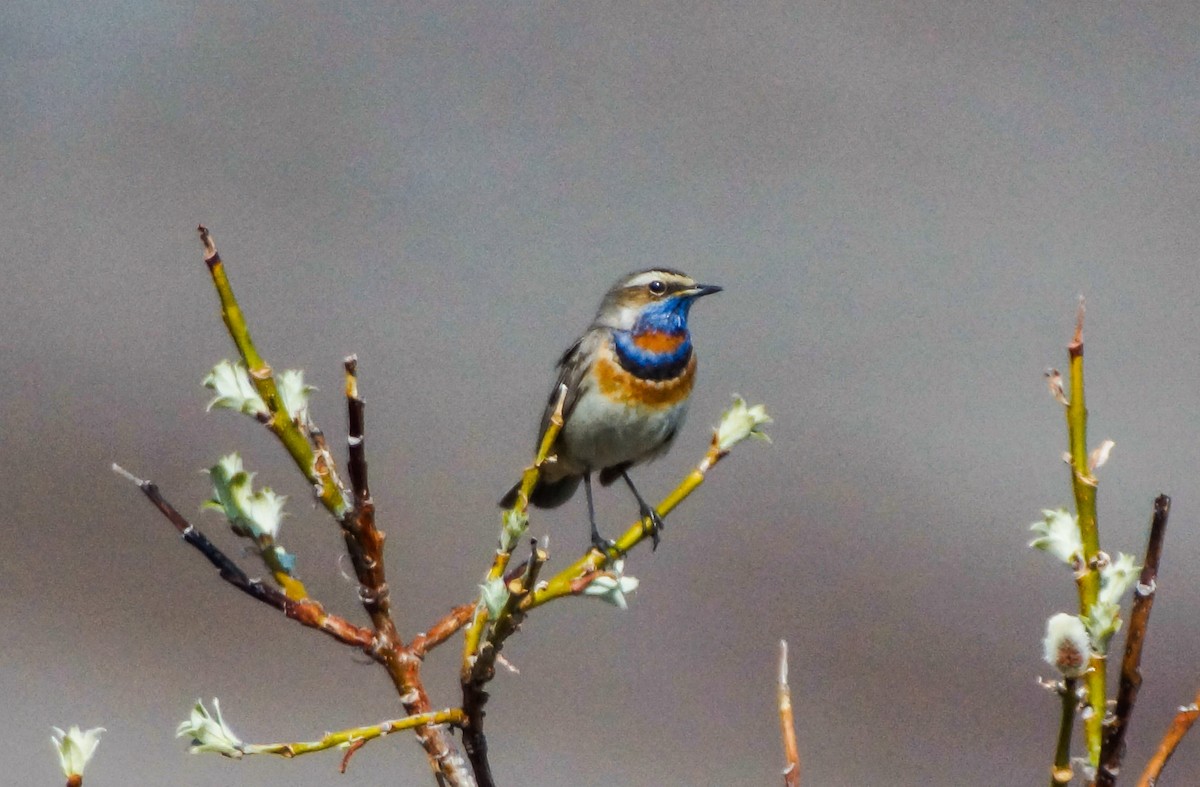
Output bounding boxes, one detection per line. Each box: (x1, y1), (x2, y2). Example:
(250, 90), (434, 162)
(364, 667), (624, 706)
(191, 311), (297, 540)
(497, 330), (604, 510)
(533, 329), (603, 450)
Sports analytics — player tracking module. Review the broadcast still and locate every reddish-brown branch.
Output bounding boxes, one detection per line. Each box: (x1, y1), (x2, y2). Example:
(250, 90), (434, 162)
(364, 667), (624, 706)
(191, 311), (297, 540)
(339, 738), (368, 773)
(778, 640), (801, 787)
(1097, 494), (1171, 787)
(412, 603), (476, 658)
(1137, 687), (1200, 787)
(335, 357), (471, 783)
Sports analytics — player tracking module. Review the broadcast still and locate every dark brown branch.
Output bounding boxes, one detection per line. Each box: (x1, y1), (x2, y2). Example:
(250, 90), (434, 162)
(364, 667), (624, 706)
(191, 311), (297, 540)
(1137, 687), (1200, 787)
(336, 355), (395, 642)
(344, 355), (370, 502)
(335, 357), (471, 781)
(462, 539), (548, 787)
(113, 464), (375, 652)
(1097, 494), (1171, 786)
(335, 357), (470, 782)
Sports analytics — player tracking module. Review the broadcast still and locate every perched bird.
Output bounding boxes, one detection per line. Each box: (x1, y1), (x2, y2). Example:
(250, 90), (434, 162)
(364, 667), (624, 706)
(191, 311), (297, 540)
(500, 269), (721, 551)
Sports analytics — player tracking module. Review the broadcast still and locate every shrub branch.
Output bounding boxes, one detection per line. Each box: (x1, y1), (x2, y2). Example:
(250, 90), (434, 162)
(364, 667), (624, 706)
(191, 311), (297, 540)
(1062, 299), (1106, 764)
(113, 464), (374, 651)
(1137, 687), (1200, 787)
(1096, 494), (1171, 786)
(778, 640), (801, 787)
(193, 227), (472, 785)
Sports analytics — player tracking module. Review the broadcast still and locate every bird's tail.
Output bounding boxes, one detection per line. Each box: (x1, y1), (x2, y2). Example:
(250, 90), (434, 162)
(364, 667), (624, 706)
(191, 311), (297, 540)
(498, 474), (581, 510)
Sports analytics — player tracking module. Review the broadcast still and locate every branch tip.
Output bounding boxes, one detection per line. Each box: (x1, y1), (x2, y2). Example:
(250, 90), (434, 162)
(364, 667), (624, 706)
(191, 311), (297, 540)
(777, 638), (800, 787)
(1072, 295), (1085, 347)
(111, 462), (144, 486)
(197, 224), (217, 261)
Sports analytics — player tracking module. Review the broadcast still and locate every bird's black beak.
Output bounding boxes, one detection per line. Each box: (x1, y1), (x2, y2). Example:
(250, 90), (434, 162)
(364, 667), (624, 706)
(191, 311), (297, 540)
(687, 283), (722, 298)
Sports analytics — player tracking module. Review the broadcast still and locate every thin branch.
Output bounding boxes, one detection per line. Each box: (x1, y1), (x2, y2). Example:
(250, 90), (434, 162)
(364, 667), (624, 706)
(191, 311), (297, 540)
(462, 384), (567, 665)
(196, 226), (348, 519)
(345, 355), (370, 502)
(524, 426), (737, 611)
(454, 395), (767, 784)
(1051, 679), (1079, 787)
(461, 539), (548, 787)
(114, 464), (375, 651)
(1096, 494), (1171, 787)
(242, 707), (465, 762)
(1061, 297), (1106, 765)
(1137, 688), (1200, 787)
(334, 356), (470, 784)
(338, 356), (396, 641)
(778, 640), (800, 787)
(411, 603), (476, 659)
(192, 229), (472, 786)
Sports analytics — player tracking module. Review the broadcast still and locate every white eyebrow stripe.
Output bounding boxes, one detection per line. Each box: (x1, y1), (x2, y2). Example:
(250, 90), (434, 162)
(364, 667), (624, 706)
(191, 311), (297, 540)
(622, 270), (691, 289)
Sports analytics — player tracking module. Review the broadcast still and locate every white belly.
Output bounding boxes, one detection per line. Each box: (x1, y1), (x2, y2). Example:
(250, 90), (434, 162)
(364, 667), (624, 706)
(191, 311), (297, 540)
(556, 390), (689, 474)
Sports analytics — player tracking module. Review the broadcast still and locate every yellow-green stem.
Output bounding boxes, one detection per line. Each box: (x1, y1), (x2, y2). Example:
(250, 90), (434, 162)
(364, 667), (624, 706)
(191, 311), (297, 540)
(524, 444), (723, 610)
(1065, 323), (1104, 765)
(203, 232), (348, 524)
(1051, 678), (1077, 786)
(462, 386), (566, 666)
(245, 708), (465, 758)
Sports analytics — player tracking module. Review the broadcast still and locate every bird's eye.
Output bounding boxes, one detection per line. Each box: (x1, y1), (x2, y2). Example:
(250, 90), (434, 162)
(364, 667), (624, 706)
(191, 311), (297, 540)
(648, 280), (666, 295)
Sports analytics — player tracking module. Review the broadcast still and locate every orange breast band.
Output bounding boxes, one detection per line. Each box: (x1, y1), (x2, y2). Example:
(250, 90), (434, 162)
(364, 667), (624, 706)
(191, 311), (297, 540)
(593, 352), (696, 408)
(631, 330), (687, 354)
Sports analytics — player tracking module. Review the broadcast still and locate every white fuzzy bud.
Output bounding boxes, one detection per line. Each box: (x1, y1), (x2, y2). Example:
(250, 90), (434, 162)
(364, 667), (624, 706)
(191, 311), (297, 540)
(1043, 613), (1091, 678)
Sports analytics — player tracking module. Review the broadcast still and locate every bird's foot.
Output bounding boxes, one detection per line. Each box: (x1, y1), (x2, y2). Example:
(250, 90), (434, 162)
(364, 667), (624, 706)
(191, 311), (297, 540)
(641, 506), (665, 551)
(590, 531), (620, 558)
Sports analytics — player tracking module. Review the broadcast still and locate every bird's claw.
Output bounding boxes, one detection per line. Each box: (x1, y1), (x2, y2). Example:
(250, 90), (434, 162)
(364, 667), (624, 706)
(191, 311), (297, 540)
(590, 530), (619, 557)
(642, 507), (665, 551)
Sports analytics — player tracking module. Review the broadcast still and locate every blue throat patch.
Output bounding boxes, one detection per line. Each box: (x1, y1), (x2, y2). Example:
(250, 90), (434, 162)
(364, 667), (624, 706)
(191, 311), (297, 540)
(612, 297), (695, 381)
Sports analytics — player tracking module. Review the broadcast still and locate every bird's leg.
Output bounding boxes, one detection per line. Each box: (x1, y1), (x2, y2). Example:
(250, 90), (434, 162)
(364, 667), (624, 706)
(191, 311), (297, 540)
(620, 470), (665, 550)
(584, 473), (617, 554)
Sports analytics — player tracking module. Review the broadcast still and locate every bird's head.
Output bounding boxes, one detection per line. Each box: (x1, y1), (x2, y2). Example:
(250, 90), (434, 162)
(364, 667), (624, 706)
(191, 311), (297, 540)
(595, 269), (722, 333)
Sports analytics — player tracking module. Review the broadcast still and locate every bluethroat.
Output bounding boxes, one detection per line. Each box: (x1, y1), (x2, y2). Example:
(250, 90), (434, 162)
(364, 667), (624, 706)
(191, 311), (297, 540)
(500, 269), (721, 551)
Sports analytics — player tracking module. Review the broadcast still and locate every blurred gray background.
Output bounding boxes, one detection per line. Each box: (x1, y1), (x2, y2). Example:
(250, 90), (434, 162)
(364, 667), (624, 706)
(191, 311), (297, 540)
(5, 2), (1200, 785)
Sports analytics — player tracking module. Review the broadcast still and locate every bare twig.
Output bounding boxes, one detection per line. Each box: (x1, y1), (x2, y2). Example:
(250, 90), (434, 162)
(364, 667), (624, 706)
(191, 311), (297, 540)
(197, 225), (348, 519)
(461, 539), (548, 787)
(1138, 688), (1200, 787)
(1097, 495), (1171, 786)
(345, 355), (369, 502)
(1051, 679), (1079, 786)
(778, 640), (800, 787)
(525, 425), (740, 611)
(114, 464), (375, 651)
(243, 707), (465, 762)
(457, 384), (569, 785)
(462, 385), (568, 663)
(1060, 297), (1107, 765)
(191, 229), (472, 785)
(335, 357), (469, 784)
(338, 356), (397, 641)
(411, 603), (476, 658)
